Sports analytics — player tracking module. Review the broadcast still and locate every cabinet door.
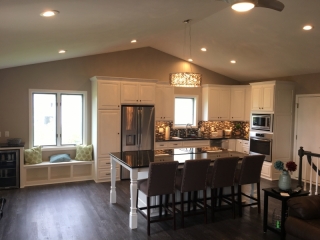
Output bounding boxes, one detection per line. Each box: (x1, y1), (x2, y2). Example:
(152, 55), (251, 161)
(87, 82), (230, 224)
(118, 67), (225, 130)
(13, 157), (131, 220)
(97, 110), (120, 158)
(139, 83), (155, 104)
(219, 88), (231, 120)
(228, 139), (236, 151)
(251, 86), (262, 111)
(236, 140), (243, 152)
(98, 81), (120, 109)
(244, 87), (251, 121)
(208, 88), (220, 120)
(155, 86), (164, 120)
(262, 85), (274, 111)
(162, 85), (174, 120)
(230, 87), (245, 121)
(121, 82), (139, 104)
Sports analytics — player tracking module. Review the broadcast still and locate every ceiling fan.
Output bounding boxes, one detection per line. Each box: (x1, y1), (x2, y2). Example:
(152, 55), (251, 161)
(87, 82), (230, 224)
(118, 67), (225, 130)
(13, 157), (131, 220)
(221, 0), (285, 12)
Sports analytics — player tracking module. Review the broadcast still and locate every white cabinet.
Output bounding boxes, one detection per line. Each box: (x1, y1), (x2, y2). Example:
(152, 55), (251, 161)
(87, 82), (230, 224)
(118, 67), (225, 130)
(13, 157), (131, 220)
(121, 81), (156, 104)
(244, 86), (251, 121)
(155, 84), (174, 120)
(236, 139), (249, 153)
(251, 83), (274, 112)
(202, 85), (230, 121)
(228, 139), (236, 151)
(97, 81), (121, 110)
(155, 140), (210, 150)
(230, 86), (246, 121)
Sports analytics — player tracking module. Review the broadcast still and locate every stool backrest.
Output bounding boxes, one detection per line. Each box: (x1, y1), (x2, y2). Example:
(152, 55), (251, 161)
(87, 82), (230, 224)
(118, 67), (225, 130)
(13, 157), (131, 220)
(180, 159), (211, 193)
(209, 157), (239, 188)
(237, 155), (265, 185)
(147, 161), (179, 196)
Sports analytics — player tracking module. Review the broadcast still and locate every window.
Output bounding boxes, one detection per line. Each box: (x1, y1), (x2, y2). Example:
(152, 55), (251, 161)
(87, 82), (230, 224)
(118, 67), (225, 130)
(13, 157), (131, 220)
(30, 90), (87, 148)
(174, 95), (198, 128)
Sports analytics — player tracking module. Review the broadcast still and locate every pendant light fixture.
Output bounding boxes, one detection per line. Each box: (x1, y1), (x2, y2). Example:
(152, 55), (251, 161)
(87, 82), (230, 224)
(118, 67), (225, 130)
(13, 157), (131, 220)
(170, 19), (202, 87)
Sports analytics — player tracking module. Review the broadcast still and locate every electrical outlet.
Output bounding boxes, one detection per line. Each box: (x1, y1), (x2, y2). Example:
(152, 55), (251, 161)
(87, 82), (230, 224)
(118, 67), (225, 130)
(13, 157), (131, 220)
(5, 131), (9, 137)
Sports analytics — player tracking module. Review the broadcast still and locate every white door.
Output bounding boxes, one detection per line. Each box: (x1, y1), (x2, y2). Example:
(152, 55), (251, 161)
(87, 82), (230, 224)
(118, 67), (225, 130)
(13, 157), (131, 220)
(98, 81), (120, 109)
(121, 82), (139, 104)
(208, 88), (220, 120)
(162, 85), (174, 120)
(219, 88), (231, 120)
(294, 95), (320, 181)
(139, 83), (156, 104)
(230, 87), (245, 121)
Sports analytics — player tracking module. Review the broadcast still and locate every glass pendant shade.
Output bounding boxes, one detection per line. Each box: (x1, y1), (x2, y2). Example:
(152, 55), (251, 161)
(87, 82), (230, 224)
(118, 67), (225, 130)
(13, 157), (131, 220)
(169, 72), (202, 87)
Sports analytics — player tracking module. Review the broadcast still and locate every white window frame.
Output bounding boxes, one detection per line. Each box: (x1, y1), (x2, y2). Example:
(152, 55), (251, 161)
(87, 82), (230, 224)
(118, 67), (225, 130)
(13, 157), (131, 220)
(173, 94), (198, 129)
(29, 89), (87, 150)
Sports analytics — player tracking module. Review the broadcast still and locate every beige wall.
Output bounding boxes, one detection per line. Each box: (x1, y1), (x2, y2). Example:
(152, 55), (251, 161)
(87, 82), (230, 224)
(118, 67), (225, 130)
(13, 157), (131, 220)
(0, 47), (239, 146)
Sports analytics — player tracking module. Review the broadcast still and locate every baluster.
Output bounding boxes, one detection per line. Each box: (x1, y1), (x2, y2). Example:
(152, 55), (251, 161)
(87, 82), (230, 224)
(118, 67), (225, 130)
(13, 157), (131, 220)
(304, 157), (307, 191)
(309, 156), (313, 195)
(316, 158), (319, 195)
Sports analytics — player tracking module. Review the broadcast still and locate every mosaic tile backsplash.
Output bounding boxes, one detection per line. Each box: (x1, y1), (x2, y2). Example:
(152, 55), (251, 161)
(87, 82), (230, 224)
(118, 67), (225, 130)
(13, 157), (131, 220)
(155, 121), (249, 140)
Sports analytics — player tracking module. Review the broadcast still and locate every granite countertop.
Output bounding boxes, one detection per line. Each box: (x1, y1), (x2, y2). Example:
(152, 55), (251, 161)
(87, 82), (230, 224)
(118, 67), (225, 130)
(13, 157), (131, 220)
(155, 135), (249, 142)
(110, 148), (248, 169)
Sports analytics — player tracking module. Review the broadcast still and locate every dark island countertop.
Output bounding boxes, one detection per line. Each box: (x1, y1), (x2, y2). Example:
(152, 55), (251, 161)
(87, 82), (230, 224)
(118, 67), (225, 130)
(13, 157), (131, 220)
(155, 135), (249, 142)
(110, 148), (248, 169)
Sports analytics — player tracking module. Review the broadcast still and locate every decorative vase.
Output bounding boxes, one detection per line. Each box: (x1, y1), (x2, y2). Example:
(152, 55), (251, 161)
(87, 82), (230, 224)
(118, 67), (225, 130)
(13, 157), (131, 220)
(278, 170), (291, 191)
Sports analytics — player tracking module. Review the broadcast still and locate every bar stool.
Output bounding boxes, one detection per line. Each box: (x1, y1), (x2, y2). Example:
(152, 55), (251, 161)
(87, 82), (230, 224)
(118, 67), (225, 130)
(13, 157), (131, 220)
(206, 157), (239, 220)
(136, 161), (179, 236)
(175, 159), (211, 228)
(235, 155), (265, 217)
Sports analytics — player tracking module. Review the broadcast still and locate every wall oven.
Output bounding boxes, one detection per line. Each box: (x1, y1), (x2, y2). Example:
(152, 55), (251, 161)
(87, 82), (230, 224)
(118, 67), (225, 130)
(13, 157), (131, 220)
(249, 131), (272, 162)
(251, 114), (273, 132)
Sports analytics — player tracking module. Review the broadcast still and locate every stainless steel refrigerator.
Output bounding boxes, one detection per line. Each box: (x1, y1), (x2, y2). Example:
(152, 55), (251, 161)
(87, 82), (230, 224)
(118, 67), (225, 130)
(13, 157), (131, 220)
(121, 105), (155, 179)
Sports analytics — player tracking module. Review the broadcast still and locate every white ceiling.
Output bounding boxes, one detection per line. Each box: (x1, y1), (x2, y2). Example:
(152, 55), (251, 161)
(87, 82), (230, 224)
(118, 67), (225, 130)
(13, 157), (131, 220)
(1, 0), (319, 81)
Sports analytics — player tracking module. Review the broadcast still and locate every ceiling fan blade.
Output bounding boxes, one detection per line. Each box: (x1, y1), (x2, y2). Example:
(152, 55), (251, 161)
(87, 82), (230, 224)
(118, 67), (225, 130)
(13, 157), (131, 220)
(256, 0), (285, 12)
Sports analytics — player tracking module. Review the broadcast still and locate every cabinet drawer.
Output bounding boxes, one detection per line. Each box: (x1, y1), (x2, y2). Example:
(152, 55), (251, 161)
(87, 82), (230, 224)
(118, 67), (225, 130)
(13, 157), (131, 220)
(98, 159), (110, 169)
(98, 168), (120, 181)
(167, 142), (183, 148)
(242, 146), (249, 154)
(155, 142), (168, 149)
(183, 140), (209, 147)
(242, 140), (249, 146)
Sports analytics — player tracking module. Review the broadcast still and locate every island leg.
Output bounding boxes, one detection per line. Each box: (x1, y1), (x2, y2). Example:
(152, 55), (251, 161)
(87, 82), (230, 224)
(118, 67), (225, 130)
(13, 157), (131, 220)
(130, 169), (138, 229)
(110, 157), (117, 204)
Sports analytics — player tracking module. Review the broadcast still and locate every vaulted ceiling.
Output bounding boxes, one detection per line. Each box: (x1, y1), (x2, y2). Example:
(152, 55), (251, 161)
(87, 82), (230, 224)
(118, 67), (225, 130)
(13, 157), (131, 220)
(1, 0), (319, 81)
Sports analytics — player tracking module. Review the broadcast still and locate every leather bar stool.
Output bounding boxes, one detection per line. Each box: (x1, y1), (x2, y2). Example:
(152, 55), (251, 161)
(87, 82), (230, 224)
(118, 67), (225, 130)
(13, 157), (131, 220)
(175, 159), (211, 228)
(206, 157), (239, 220)
(136, 161), (179, 236)
(235, 155), (265, 217)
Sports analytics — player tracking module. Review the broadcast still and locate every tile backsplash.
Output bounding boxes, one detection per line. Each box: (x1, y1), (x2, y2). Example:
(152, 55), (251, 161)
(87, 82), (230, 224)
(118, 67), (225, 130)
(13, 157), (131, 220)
(155, 120), (249, 140)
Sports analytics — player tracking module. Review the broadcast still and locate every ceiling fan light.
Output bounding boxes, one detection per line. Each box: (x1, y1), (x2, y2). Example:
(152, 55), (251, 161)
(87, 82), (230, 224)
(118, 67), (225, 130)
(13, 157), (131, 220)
(231, 2), (255, 12)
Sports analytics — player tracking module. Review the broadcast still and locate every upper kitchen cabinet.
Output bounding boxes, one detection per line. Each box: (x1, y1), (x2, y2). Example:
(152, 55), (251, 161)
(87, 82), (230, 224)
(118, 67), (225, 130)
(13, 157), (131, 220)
(202, 85), (230, 121)
(230, 86), (246, 121)
(251, 83), (275, 112)
(155, 83), (174, 121)
(121, 80), (156, 104)
(90, 77), (121, 110)
(244, 86), (251, 121)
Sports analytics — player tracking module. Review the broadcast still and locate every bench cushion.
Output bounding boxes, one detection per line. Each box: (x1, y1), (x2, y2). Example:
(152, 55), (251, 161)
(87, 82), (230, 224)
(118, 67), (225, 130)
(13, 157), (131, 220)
(50, 154), (71, 163)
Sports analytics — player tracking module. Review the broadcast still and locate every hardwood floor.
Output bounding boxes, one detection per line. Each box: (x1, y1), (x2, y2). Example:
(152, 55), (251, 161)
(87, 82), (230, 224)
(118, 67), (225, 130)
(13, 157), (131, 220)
(0, 179), (291, 240)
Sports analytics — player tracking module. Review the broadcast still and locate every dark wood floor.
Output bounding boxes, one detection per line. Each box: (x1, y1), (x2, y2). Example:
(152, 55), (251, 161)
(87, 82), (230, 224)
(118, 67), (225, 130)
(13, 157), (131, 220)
(0, 178), (292, 240)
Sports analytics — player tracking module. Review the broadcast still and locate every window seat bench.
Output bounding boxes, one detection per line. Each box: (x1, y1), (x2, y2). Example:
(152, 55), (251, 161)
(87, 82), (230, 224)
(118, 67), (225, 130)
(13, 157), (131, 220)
(20, 160), (94, 188)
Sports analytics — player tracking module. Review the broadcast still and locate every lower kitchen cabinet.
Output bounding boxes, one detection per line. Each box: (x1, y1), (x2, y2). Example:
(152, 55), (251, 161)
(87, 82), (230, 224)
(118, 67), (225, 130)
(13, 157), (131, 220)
(155, 140), (210, 150)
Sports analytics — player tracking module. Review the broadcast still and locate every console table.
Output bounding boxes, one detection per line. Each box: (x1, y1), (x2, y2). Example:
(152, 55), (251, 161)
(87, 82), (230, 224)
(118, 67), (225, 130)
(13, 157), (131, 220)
(262, 187), (309, 239)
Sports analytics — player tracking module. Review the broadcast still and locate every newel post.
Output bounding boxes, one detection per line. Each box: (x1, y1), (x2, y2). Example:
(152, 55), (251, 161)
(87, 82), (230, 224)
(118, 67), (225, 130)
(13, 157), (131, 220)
(298, 147), (305, 187)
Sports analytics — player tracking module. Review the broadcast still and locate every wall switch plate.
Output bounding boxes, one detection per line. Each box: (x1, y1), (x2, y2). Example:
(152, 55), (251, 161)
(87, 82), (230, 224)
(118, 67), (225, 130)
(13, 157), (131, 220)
(5, 131), (9, 137)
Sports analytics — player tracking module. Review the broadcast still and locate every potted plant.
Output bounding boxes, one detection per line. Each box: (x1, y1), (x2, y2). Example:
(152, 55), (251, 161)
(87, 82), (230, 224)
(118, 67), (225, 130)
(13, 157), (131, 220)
(274, 160), (297, 190)
(234, 123), (241, 136)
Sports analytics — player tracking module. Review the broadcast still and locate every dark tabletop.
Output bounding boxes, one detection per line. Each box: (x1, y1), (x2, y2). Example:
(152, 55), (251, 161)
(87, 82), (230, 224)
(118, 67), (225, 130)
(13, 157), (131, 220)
(110, 148), (248, 169)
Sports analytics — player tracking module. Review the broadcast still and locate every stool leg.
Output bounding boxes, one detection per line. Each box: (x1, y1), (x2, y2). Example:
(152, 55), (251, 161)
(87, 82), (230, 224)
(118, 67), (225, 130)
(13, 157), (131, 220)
(188, 192), (191, 212)
(257, 182), (261, 214)
(231, 186), (235, 219)
(165, 194), (169, 215)
(159, 195), (163, 218)
(193, 191), (197, 211)
(238, 185), (243, 217)
(147, 196), (150, 236)
(172, 193), (176, 231)
(204, 189), (207, 224)
(219, 188), (223, 207)
(181, 192), (184, 228)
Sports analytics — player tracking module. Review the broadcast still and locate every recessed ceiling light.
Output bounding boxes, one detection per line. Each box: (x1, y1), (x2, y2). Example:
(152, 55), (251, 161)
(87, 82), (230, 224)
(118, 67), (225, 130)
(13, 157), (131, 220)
(201, 48), (207, 52)
(232, 2), (255, 12)
(59, 50), (66, 54)
(131, 39), (137, 43)
(188, 58), (193, 62)
(303, 25), (313, 30)
(40, 10), (59, 17)
(230, 60), (236, 64)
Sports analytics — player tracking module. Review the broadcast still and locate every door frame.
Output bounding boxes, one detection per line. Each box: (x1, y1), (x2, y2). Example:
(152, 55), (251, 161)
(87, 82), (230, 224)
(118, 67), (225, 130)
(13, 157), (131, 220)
(293, 94), (320, 179)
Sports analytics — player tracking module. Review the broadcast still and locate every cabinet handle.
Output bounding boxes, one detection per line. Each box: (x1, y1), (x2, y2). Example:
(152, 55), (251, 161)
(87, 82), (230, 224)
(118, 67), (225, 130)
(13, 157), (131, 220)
(118, 105), (119, 107)
(136, 100), (138, 102)
(140, 100), (141, 102)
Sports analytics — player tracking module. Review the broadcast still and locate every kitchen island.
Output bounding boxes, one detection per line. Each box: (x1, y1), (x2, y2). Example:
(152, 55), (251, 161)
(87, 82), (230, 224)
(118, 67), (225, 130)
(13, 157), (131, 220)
(109, 148), (248, 229)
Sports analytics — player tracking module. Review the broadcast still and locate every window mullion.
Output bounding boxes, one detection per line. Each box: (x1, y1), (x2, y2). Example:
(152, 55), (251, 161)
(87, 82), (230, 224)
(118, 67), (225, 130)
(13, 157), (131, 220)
(57, 94), (61, 147)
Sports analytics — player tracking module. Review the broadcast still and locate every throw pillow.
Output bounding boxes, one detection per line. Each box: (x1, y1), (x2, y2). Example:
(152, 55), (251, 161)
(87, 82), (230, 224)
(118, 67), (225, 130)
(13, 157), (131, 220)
(24, 146), (42, 165)
(49, 154), (71, 163)
(75, 145), (93, 161)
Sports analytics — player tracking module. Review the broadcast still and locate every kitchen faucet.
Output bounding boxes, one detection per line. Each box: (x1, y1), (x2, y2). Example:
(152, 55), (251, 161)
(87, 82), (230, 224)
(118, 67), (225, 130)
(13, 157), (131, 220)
(186, 123), (192, 137)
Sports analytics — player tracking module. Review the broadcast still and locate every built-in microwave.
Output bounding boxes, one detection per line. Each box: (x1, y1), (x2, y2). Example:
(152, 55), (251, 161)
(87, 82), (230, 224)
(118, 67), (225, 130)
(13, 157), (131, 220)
(251, 114), (273, 132)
